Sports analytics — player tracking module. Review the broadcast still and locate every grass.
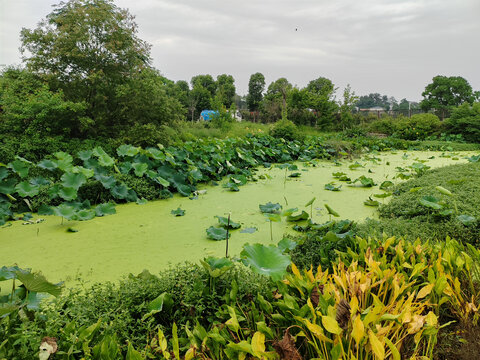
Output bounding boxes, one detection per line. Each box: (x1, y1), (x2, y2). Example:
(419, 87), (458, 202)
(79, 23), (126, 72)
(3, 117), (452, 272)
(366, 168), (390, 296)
(356, 162), (480, 245)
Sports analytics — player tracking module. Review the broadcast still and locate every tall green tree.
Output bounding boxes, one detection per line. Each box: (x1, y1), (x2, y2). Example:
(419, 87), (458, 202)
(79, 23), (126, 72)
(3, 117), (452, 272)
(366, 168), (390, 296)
(305, 77), (338, 127)
(266, 78), (292, 119)
(420, 75), (478, 119)
(246, 73), (265, 112)
(20, 0), (152, 132)
(191, 75), (217, 97)
(216, 74), (235, 107)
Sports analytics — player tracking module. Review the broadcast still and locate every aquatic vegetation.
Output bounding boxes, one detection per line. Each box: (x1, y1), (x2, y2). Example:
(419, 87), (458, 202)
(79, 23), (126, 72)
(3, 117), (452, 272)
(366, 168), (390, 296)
(259, 202), (282, 214)
(170, 207), (185, 216)
(324, 182), (342, 191)
(206, 226), (229, 241)
(351, 175), (376, 187)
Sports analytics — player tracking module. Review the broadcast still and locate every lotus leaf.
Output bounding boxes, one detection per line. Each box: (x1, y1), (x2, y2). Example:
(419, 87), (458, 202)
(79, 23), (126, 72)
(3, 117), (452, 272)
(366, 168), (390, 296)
(457, 214), (476, 226)
(364, 197), (380, 207)
(282, 208), (298, 217)
(332, 172), (346, 178)
(200, 257), (234, 277)
(278, 237), (298, 252)
(352, 176), (376, 187)
(419, 196), (443, 210)
(176, 184), (192, 197)
(117, 144), (140, 157)
(287, 210), (309, 222)
(264, 213), (281, 222)
(288, 172), (301, 178)
(467, 155), (480, 163)
(240, 227), (257, 234)
(349, 162), (364, 170)
(132, 162), (148, 177)
(77, 150), (93, 161)
(15, 271), (62, 297)
(75, 209), (96, 221)
(145, 147), (165, 161)
(72, 166), (94, 178)
(54, 152), (73, 171)
(8, 159), (30, 178)
(215, 215), (241, 229)
(67, 227), (79, 233)
(98, 153), (115, 167)
(111, 183), (129, 199)
(0, 178), (17, 195)
(61, 172), (86, 190)
(223, 182), (239, 192)
(95, 174), (116, 189)
(240, 243), (291, 280)
(53, 204), (76, 219)
(37, 159), (57, 171)
(324, 183), (341, 191)
(0, 167), (9, 181)
(324, 204), (340, 217)
(171, 207), (185, 216)
(379, 180), (394, 190)
(58, 187), (78, 201)
(119, 162), (133, 174)
(95, 203), (116, 217)
(15, 181), (40, 197)
(29, 177), (51, 186)
(38, 204), (54, 215)
(304, 197), (316, 207)
(373, 192), (392, 199)
(259, 202), (282, 214)
(153, 176), (170, 188)
(206, 226), (229, 240)
(136, 198), (148, 205)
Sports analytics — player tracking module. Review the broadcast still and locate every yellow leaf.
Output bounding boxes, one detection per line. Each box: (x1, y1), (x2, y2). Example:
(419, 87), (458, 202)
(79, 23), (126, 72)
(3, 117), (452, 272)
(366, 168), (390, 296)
(351, 315), (364, 344)
(368, 330), (385, 360)
(302, 318), (332, 342)
(322, 315), (343, 335)
(350, 296), (359, 316)
(291, 262), (302, 279)
(416, 283), (434, 299)
(251, 331), (265, 355)
(425, 311), (438, 327)
(384, 338), (400, 360)
(185, 347), (195, 360)
(158, 328), (168, 352)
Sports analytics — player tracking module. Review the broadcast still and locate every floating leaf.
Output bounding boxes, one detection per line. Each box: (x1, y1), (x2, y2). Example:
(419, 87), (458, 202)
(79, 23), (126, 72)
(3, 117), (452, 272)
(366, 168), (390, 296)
(171, 207), (185, 216)
(240, 227), (257, 234)
(206, 226), (229, 240)
(53, 204), (76, 219)
(352, 175), (376, 187)
(373, 192), (392, 199)
(324, 183), (342, 191)
(67, 227), (79, 233)
(240, 243), (291, 280)
(364, 197), (380, 207)
(379, 180), (394, 190)
(75, 209), (96, 221)
(259, 202), (282, 214)
(288, 172), (301, 178)
(216, 215), (241, 229)
(265, 213), (281, 222)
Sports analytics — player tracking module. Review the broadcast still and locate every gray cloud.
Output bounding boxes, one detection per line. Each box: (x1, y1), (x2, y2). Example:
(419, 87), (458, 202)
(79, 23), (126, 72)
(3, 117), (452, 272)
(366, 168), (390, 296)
(1, 0), (479, 100)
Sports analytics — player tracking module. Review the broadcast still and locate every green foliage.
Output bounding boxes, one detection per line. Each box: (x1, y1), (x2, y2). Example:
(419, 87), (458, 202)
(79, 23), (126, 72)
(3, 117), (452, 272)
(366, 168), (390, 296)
(445, 102), (480, 142)
(247, 72), (265, 112)
(269, 118), (301, 141)
(363, 114), (442, 140)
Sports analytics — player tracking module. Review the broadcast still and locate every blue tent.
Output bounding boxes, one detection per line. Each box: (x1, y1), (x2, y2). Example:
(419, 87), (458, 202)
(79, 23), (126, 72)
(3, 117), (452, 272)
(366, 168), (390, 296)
(200, 110), (219, 121)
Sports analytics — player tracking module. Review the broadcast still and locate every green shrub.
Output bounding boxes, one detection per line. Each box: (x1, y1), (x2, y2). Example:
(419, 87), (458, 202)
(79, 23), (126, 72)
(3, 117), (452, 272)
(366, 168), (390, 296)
(117, 123), (180, 148)
(445, 102), (480, 142)
(269, 118), (302, 141)
(393, 113), (442, 140)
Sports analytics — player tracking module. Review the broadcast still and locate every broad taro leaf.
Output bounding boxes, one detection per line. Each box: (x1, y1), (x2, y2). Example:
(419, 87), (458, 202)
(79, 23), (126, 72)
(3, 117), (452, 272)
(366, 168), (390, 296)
(54, 152), (73, 171)
(278, 237), (298, 252)
(15, 181), (40, 197)
(171, 207), (185, 216)
(419, 196), (442, 210)
(77, 150), (93, 161)
(259, 202), (282, 214)
(200, 257), (234, 278)
(95, 174), (116, 189)
(215, 215), (241, 229)
(117, 144), (140, 157)
(58, 187), (78, 201)
(53, 204), (76, 219)
(240, 243), (291, 281)
(95, 203), (116, 217)
(0, 178), (17, 195)
(61, 172), (87, 190)
(206, 226), (229, 240)
(29, 177), (51, 186)
(324, 183), (342, 191)
(324, 204), (340, 217)
(132, 162), (148, 177)
(8, 159), (30, 178)
(0, 167), (9, 181)
(287, 210), (309, 222)
(111, 183), (129, 199)
(37, 159), (58, 171)
(75, 209), (96, 221)
(148, 292), (173, 312)
(15, 271), (62, 297)
(457, 215), (477, 226)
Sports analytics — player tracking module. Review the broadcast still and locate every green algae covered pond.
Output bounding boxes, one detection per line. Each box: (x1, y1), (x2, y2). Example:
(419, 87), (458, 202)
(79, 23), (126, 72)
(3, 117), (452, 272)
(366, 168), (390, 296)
(1, 150), (476, 285)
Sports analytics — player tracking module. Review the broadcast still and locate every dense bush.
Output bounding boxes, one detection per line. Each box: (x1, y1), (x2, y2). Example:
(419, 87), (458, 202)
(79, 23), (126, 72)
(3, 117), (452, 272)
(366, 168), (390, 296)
(445, 102), (480, 142)
(362, 114), (442, 140)
(269, 118), (302, 141)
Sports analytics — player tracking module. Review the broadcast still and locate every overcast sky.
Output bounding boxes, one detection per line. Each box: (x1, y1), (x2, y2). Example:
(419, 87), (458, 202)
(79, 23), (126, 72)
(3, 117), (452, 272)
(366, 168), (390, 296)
(1, 0), (479, 101)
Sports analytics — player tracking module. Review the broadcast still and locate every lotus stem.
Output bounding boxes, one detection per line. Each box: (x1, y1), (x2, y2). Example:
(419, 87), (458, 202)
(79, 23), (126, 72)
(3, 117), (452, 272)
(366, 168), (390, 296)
(225, 213), (230, 257)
